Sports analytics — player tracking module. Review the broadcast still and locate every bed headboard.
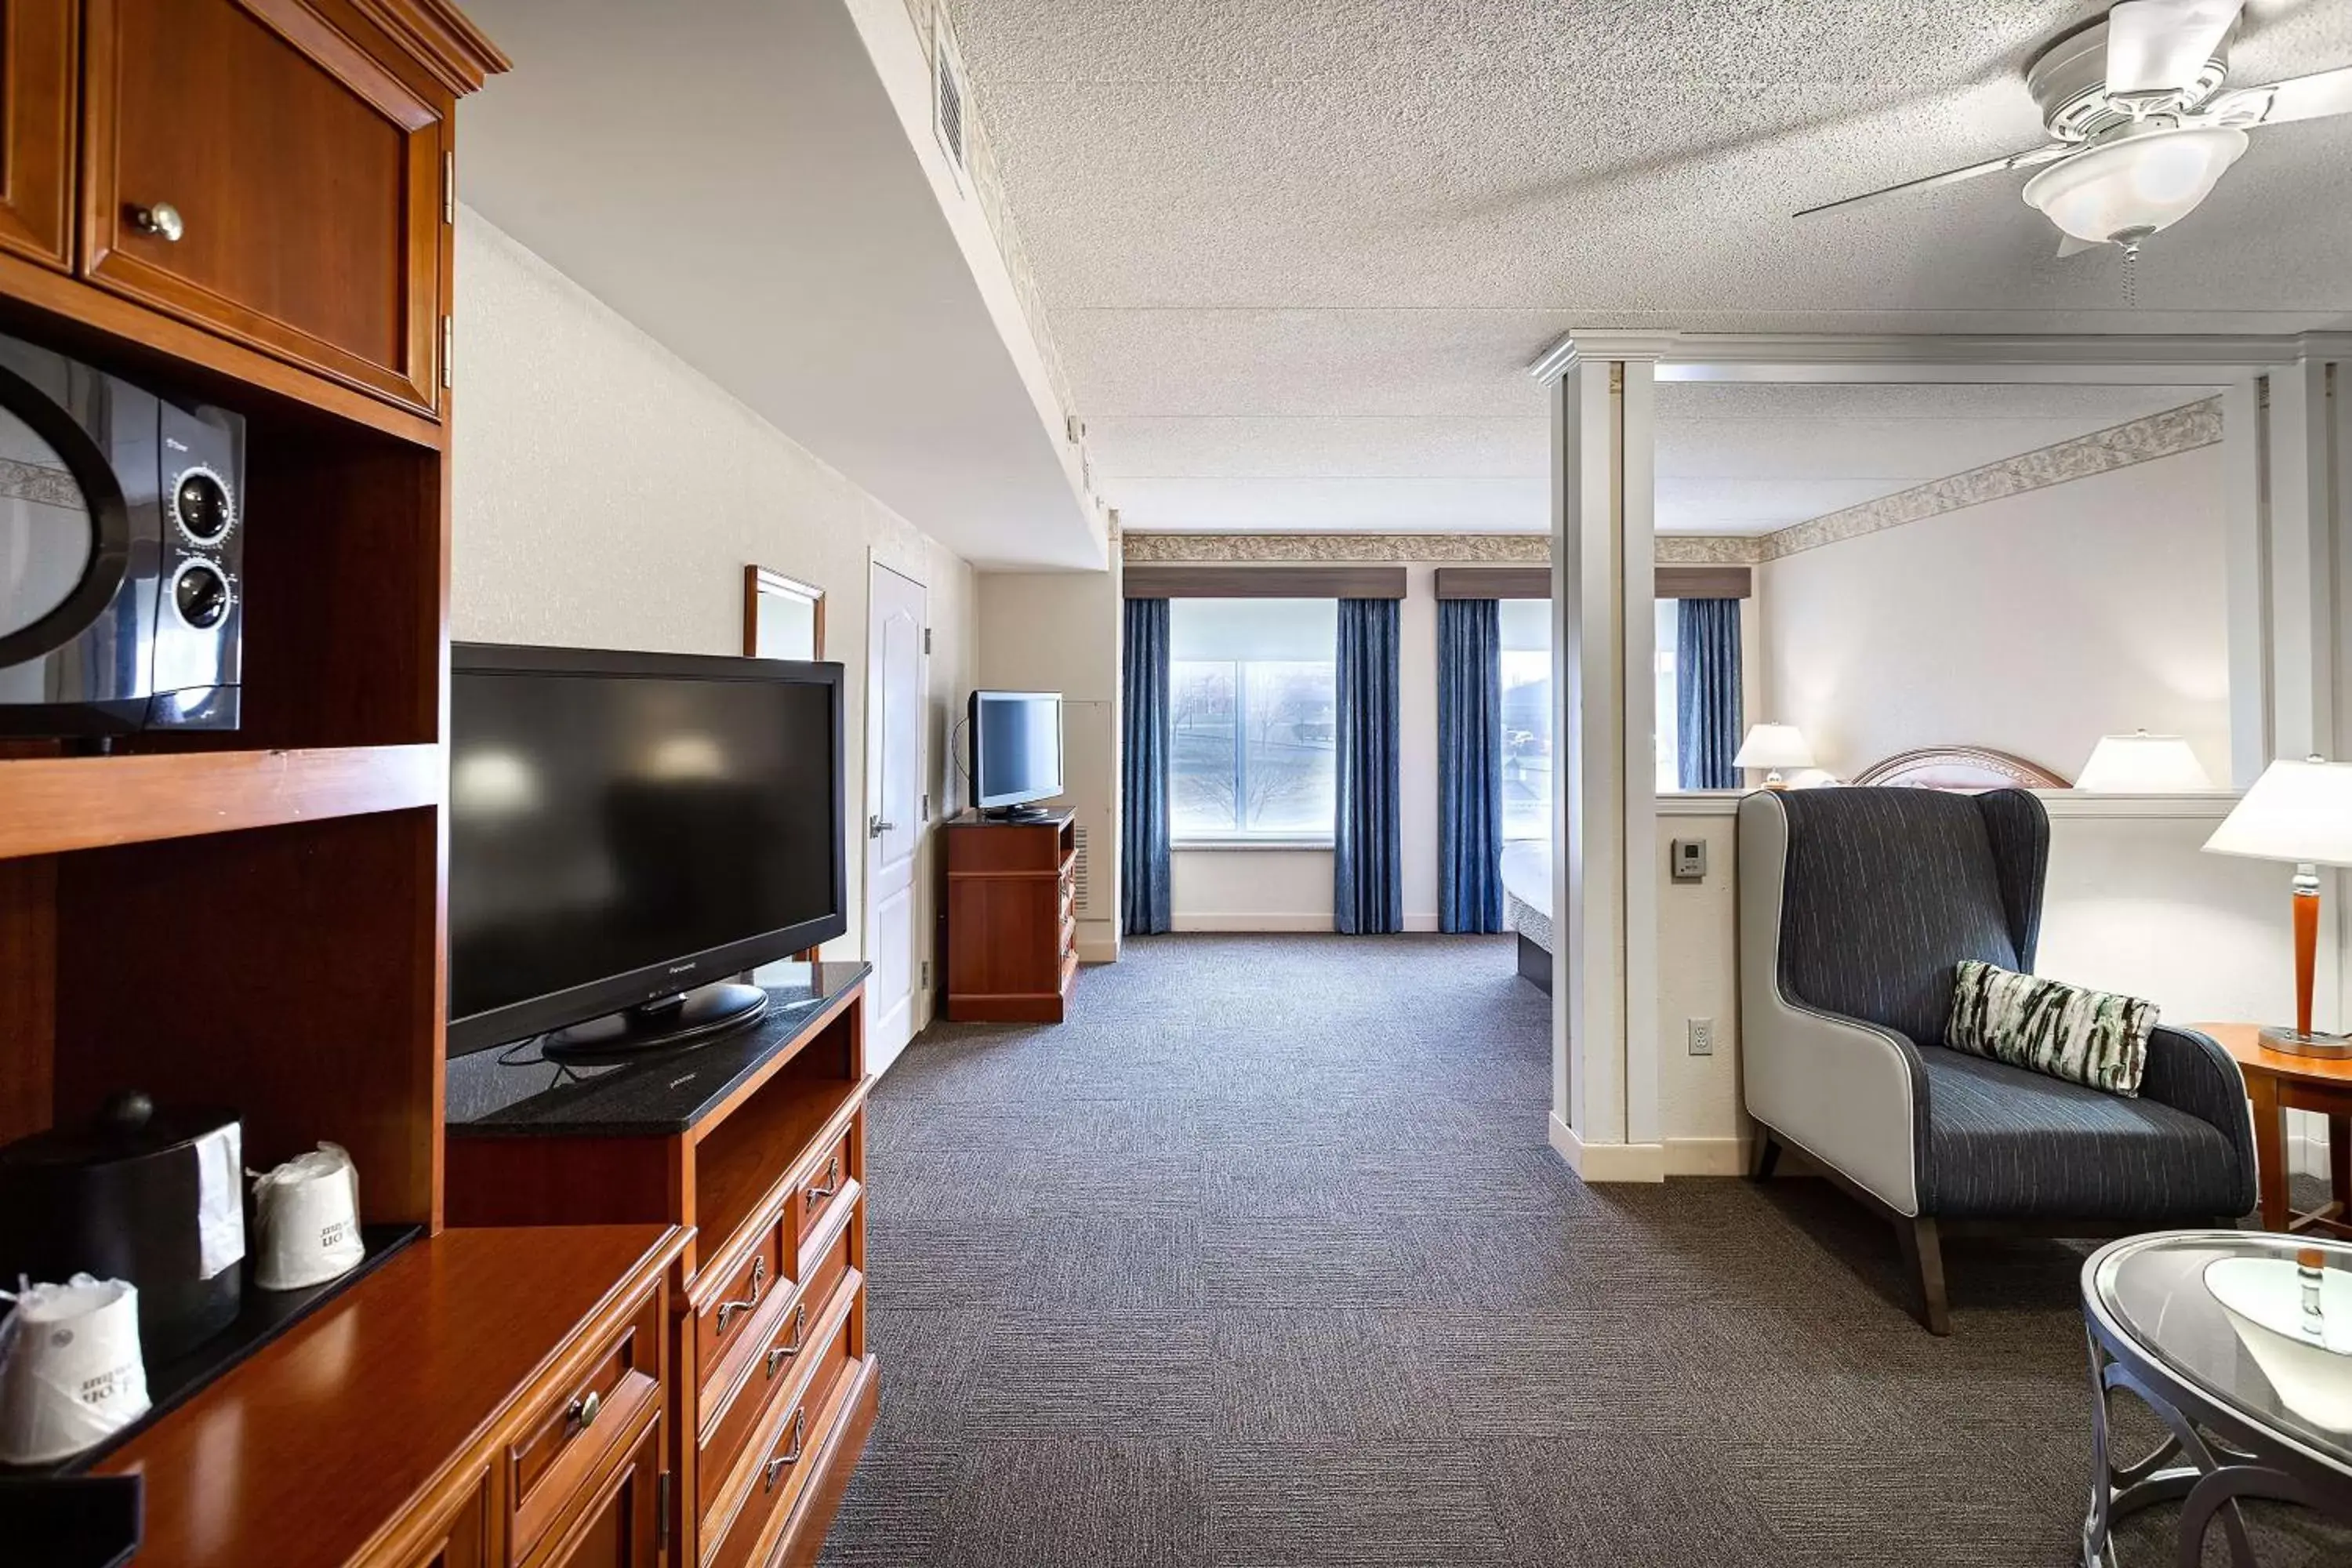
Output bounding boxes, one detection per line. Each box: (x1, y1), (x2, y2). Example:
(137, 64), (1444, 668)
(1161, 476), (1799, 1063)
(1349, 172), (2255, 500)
(1849, 746), (2070, 791)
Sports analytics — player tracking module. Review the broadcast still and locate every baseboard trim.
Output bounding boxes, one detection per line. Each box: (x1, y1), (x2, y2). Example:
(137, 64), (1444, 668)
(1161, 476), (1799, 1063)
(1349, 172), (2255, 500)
(1076, 937), (1120, 964)
(1171, 913), (1332, 932)
(1548, 1112), (1667, 1183)
(1663, 1136), (1751, 1177)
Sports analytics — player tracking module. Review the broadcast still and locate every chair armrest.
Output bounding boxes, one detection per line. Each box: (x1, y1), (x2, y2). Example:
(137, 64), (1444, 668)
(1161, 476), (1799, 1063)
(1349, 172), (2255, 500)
(2140, 1025), (2257, 1215)
(1744, 998), (1929, 1216)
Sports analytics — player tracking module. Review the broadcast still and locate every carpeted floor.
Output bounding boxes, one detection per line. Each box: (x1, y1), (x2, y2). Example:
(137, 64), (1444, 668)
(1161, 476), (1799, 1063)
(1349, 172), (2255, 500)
(819, 934), (2344, 1567)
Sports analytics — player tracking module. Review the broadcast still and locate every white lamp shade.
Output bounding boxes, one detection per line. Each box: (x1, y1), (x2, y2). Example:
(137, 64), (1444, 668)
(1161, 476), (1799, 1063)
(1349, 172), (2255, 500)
(2021, 125), (2248, 244)
(1734, 723), (1814, 771)
(2203, 759), (2352, 868)
(2074, 731), (2213, 792)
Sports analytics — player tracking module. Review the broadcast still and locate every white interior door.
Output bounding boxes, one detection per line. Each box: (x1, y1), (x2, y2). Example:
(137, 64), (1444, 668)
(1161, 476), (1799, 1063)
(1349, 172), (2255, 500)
(864, 561), (925, 1073)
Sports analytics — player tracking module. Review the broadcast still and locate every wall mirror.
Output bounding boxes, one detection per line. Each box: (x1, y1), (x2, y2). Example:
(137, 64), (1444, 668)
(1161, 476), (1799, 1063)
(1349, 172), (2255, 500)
(745, 565), (826, 660)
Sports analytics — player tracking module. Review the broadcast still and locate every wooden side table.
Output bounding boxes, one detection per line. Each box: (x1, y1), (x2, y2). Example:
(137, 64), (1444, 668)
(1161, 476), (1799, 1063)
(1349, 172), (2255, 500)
(2200, 1022), (2352, 1235)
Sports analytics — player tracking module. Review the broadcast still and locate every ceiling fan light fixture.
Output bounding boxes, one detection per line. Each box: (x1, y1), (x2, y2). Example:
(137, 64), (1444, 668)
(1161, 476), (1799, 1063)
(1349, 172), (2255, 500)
(2020, 123), (2249, 243)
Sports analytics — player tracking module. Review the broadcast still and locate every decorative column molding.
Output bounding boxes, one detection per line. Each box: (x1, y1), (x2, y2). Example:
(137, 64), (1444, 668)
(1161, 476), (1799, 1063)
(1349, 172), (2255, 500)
(1532, 333), (1664, 1181)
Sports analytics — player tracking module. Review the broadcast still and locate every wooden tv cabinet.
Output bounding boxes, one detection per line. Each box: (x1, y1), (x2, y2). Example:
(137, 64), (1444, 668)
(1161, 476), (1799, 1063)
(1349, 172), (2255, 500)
(943, 810), (1080, 1022)
(445, 968), (878, 1568)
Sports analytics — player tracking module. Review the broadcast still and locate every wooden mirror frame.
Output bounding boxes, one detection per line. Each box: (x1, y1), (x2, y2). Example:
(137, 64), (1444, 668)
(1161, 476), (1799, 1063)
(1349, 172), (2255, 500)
(742, 564), (826, 660)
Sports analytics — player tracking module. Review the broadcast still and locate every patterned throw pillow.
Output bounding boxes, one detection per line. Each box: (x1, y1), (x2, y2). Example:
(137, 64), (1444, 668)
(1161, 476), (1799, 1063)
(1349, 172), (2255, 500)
(1945, 960), (2156, 1097)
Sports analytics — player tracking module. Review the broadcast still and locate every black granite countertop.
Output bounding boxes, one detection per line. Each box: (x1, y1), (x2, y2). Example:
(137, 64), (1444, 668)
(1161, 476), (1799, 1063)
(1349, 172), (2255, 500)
(445, 962), (869, 1138)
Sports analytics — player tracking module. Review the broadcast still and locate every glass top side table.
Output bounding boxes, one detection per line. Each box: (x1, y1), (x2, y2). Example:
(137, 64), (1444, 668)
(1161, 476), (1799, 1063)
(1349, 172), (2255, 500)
(2082, 1230), (2352, 1566)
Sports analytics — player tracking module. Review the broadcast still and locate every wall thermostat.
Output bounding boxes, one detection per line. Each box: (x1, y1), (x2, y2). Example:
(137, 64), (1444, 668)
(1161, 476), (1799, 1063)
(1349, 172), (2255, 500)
(1670, 838), (1707, 883)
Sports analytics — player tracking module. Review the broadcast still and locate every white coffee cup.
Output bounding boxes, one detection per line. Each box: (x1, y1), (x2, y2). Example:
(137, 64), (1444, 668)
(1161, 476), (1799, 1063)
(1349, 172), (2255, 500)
(0, 1274), (151, 1465)
(251, 1143), (364, 1291)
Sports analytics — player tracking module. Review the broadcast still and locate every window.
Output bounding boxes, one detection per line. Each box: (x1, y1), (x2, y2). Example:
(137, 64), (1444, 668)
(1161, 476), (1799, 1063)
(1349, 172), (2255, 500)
(1171, 599), (1337, 841)
(1654, 597), (1679, 793)
(1497, 599), (1552, 840)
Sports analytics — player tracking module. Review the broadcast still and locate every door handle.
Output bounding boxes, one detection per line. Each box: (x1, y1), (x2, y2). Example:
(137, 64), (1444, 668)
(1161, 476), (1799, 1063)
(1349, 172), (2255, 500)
(869, 815), (897, 838)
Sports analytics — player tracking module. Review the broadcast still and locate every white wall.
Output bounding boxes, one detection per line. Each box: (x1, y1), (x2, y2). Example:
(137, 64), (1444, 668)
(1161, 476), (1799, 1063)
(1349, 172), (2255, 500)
(449, 207), (978, 1028)
(975, 571), (1123, 959)
(1653, 796), (2327, 1178)
(1168, 564), (1446, 931)
(1757, 447), (2231, 786)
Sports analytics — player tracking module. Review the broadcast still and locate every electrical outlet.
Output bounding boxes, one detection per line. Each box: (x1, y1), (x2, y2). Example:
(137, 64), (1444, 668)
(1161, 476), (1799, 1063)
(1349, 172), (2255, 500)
(1688, 1017), (1715, 1057)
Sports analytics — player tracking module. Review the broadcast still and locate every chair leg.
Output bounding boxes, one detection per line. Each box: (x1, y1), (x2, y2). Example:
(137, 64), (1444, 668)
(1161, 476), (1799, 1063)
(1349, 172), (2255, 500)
(1750, 1130), (1781, 1182)
(1895, 1215), (1951, 1335)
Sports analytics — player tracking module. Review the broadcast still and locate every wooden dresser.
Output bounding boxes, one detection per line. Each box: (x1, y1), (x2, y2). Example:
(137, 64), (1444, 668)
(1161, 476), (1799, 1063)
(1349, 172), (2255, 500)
(0, 5), (728, 1565)
(943, 811), (1080, 1022)
(444, 967), (879, 1568)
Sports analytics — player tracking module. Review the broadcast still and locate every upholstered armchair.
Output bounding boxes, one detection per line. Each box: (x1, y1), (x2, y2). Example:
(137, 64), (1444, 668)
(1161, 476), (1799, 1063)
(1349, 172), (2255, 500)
(1738, 787), (2256, 1333)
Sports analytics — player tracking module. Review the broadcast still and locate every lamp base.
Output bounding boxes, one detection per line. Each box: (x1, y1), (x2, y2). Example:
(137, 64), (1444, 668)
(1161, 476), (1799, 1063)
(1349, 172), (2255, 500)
(2257, 1025), (2352, 1060)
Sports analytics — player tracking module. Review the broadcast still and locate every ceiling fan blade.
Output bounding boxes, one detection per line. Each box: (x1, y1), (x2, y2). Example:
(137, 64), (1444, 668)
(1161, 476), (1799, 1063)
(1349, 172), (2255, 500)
(2206, 64), (2352, 125)
(1792, 145), (2072, 218)
(2056, 234), (2104, 257)
(2107, 0), (2241, 95)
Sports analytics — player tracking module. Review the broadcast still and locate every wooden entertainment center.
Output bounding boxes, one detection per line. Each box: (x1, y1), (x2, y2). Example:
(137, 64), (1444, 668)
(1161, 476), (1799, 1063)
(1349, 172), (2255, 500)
(0, 2), (873, 1563)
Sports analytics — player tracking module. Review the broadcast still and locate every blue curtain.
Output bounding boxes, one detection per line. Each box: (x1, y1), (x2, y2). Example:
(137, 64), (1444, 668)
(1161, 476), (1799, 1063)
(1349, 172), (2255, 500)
(1437, 599), (1504, 933)
(1121, 597), (1171, 935)
(1675, 597), (1742, 790)
(1334, 597), (1402, 935)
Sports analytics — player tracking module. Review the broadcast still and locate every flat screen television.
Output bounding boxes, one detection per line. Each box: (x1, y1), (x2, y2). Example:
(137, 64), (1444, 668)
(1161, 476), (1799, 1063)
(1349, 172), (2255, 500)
(447, 643), (846, 1058)
(970, 689), (1063, 818)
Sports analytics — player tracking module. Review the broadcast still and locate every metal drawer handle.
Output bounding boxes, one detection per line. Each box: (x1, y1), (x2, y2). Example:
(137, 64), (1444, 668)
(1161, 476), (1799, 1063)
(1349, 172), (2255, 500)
(129, 201), (184, 242)
(566, 1388), (601, 1432)
(761, 1406), (807, 1491)
(805, 1155), (840, 1207)
(715, 1254), (767, 1334)
(764, 1302), (808, 1378)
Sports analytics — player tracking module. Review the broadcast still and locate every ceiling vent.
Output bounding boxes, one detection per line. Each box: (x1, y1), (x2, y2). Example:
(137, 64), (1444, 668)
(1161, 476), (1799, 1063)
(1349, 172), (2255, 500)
(933, 24), (968, 178)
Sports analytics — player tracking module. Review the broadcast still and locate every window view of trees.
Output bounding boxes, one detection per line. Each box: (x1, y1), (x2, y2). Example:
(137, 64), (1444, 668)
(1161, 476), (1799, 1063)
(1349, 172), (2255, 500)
(1171, 659), (1336, 837)
(1497, 599), (1552, 840)
(1169, 598), (1338, 840)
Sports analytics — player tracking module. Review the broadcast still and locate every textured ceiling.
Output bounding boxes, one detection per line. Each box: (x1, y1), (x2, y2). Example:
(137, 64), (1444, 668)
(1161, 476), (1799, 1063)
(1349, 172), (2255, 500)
(949, 0), (2352, 535)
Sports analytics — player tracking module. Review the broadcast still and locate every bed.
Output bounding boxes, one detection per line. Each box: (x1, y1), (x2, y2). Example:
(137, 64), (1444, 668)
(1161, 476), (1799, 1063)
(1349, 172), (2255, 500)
(1500, 840), (1552, 994)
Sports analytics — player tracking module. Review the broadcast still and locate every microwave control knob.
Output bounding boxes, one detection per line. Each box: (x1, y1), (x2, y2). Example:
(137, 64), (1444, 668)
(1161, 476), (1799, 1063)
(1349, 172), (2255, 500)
(172, 468), (234, 545)
(172, 561), (231, 628)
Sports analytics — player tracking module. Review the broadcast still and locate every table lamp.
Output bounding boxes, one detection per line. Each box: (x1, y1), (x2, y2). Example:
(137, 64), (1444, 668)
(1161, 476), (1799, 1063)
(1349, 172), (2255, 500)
(2075, 731), (2213, 792)
(1734, 723), (1814, 790)
(2202, 757), (2352, 1058)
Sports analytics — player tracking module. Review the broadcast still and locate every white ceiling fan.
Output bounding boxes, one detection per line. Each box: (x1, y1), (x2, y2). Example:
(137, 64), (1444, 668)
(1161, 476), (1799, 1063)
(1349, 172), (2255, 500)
(1796, 0), (2352, 255)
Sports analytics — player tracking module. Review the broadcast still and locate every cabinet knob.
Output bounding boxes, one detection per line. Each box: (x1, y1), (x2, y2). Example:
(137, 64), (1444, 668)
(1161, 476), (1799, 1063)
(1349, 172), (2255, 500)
(129, 202), (185, 242)
(566, 1388), (601, 1431)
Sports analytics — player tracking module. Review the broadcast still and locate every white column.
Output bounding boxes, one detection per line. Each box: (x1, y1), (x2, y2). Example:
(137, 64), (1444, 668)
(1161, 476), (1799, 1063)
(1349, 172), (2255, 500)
(1536, 337), (1664, 1180)
(2221, 374), (2271, 788)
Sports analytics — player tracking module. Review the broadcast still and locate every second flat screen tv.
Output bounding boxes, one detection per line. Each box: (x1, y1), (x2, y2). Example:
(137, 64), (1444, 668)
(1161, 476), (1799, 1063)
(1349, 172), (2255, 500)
(970, 690), (1063, 817)
(447, 644), (847, 1058)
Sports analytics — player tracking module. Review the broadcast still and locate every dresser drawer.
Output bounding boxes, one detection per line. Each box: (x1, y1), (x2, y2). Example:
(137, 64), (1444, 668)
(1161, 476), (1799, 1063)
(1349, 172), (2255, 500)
(786, 1119), (859, 1279)
(694, 1218), (785, 1408)
(506, 1275), (664, 1563)
(698, 1214), (858, 1521)
(706, 1279), (862, 1568)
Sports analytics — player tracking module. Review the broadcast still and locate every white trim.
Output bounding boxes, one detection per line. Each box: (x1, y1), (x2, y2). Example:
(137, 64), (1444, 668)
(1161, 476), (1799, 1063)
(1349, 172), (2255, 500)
(1548, 330), (2351, 372)
(1170, 913), (1330, 932)
(1664, 1136), (1751, 1178)
(1621, 361), (1660, 1151)
(1172, 838), (1334, 851)
(1548, 1111), (1668, 1182)
(2224, 374), (2274, 788)
(2030, 790), (2241, 819)
(1657, 791), (1744, 817)
(1076, 936), (1120, 963)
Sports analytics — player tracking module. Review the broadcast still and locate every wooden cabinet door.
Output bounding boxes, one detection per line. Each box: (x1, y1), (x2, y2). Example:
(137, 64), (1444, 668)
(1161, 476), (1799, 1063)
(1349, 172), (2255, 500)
(0, 0), (72, 267)
(368, 1469), (493, 1568)
(535, 1421), (664, 1568)
(82, 0), (446, 413)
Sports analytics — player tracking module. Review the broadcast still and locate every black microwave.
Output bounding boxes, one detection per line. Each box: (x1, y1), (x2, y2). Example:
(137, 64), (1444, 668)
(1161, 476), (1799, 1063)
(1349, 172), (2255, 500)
(0, 331), (244, 736)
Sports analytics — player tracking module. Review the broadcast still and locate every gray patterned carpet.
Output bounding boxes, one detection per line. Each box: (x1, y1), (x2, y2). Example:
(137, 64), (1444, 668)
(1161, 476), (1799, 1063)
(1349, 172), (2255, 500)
(820, 934), (2346, 1566)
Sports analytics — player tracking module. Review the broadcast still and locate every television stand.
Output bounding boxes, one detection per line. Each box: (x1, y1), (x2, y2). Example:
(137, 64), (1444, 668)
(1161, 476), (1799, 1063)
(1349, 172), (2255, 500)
(944, 810), (1079, 1022)
(538, 979), (770, 1061)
